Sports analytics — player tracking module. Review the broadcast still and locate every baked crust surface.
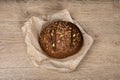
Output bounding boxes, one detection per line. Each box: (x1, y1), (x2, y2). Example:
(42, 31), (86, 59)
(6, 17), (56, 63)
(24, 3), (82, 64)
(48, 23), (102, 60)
(39, 21), (83, 59)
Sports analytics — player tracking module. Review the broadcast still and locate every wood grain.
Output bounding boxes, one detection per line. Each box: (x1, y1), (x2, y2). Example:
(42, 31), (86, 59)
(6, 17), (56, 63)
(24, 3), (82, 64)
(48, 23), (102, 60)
(0, 0), (120, 80)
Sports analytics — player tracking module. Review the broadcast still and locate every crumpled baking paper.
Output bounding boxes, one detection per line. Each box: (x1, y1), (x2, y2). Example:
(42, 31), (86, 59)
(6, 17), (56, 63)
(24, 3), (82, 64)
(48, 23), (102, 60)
(21, 9), (94, 72)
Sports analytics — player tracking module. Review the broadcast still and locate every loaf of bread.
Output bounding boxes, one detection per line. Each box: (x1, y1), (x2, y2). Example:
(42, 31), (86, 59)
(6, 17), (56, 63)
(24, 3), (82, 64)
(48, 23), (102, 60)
(39, 21), (83, 59)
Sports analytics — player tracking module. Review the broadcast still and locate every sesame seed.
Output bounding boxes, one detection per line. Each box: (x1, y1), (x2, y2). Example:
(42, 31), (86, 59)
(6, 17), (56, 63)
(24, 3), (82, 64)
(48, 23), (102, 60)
(73, 34), (76, 37)
(52, 43), (55, 47)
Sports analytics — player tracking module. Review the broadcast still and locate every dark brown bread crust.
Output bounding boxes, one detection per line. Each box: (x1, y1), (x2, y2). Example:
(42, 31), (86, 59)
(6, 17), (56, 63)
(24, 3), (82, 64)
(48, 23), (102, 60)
(39, 21), (83, 59)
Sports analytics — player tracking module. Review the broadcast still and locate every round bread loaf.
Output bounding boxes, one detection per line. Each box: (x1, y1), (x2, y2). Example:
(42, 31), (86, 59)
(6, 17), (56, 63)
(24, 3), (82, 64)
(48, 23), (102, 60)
(39, 21), (83, 59)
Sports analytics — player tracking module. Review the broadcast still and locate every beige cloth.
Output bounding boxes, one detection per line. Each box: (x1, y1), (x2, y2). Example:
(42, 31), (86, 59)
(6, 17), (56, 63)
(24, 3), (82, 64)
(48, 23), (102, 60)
(21, 9), (94, 72)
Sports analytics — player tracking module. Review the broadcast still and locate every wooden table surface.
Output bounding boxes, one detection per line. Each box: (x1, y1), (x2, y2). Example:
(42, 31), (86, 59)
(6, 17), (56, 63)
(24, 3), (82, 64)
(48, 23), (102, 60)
(0, 0), (120, 80)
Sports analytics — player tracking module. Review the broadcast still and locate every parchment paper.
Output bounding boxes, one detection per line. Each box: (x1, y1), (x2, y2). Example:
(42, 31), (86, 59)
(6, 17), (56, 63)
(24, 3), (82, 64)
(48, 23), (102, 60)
(21, 9), (94, 72)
